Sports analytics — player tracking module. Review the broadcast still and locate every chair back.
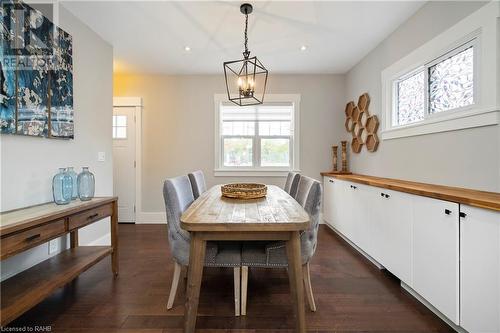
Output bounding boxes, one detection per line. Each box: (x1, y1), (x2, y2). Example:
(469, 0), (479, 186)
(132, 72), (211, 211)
(163, 175), (194, 264)
(294, 175), (322, 262)
(284, 172), (300, 198)
(188, 170), (207, 199)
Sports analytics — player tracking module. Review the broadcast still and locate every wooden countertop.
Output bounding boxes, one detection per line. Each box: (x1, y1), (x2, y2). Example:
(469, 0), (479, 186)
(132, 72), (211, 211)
(321, 172), (500, 212)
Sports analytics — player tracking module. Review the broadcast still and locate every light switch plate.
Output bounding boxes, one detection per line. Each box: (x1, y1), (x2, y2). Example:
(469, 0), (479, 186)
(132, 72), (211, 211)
(98, 151), (106, 162)
(48, 239), (58, 254)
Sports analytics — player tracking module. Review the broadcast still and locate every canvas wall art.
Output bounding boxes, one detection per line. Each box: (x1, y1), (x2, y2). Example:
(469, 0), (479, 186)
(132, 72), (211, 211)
(0, 0), (74, 139)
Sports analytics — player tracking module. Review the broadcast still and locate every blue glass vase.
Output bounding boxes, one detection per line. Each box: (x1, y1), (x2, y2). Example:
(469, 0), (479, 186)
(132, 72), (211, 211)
(53, 168), (73, 205)
(66, 167), (78, 200)
(78, 167), (95, 201)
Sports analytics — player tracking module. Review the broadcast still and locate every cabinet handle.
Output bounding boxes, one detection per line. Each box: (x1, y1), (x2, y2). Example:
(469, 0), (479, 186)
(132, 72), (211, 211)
(384, 194), (390, 198)
(329, 180), (334, 183)
(351, 185), (357, 190)
(459, 212), (467, 218)
(25, 233), (41, 242)
(444, 209), (452, 215)
(87, 213), (99, 220)
(380, 193), (385, 197)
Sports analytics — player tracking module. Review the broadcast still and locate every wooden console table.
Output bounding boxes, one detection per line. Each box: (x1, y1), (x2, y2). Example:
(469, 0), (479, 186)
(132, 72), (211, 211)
(0, 197), (118, 326)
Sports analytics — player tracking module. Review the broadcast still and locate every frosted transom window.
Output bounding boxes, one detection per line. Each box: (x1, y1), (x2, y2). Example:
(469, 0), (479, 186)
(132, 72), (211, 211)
(396, 71), (425, 126)
(429, 46), (474, 114)
(392, 40), (476, 128)
(112, 115), (127, 139)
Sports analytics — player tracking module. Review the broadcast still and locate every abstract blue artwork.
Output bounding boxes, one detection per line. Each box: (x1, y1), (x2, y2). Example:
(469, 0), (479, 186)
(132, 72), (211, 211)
(0, 0), (74, 139)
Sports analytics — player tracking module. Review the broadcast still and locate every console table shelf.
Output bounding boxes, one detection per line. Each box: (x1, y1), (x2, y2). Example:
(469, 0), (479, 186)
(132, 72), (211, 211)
(0, 197), (118, 326)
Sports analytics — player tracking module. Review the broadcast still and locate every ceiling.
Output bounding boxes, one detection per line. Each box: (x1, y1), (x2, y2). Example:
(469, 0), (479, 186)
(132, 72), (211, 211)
(61, 1), (425, 74)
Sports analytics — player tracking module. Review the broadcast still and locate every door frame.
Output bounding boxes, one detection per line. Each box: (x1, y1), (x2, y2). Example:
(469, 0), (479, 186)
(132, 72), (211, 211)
(113, 97), (142, 223)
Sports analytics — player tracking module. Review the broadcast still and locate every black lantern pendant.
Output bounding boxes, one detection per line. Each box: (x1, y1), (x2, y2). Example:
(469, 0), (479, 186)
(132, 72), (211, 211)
(223, 3), (268, 106)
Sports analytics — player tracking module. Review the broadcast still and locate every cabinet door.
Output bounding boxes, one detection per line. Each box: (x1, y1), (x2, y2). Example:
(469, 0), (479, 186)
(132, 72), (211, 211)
(460, 205), (500, 333)
(376, 189), (413, 283)
(323, 177), (335, 226)
(348, 183), (375, 255)
(412, 196), (459, 324)
(333, 179), (352, 238)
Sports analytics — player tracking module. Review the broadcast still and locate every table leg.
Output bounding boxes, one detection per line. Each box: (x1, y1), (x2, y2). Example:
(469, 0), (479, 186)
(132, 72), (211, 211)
(286, 231), (306, 333)
(184, 232), (206, 333)
(70, 230), (78, 248)
(111, 200), (119, 277)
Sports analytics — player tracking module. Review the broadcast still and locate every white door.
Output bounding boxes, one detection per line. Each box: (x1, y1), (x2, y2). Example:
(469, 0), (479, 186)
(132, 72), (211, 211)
(412, 196), (459, 324)
(112, 106), (136, 223)
(323, 177), (335, 226)
(460, 205), (500, 333)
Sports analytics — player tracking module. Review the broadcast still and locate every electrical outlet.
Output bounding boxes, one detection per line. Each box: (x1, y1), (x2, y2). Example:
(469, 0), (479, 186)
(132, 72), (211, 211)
(48, 239), (58, 255)
(98, 151), (106, 162)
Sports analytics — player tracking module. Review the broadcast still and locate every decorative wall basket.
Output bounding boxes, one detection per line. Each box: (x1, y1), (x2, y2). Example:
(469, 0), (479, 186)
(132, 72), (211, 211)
(221, 183), (267, 199)
(344, 93), (379, 153)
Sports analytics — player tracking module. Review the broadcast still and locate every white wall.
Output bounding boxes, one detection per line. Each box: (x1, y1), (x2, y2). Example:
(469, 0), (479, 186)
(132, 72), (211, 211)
(345, 1), (500, 192)
(0, 6), (113, 280)
(114, 74), (345, 216)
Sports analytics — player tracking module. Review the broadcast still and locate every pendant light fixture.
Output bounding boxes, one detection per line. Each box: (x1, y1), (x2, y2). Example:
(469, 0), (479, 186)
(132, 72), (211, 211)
(223, 3), (268, 106)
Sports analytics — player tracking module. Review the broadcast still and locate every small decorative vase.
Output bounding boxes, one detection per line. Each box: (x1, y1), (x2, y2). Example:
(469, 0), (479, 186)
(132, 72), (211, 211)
(66, 167), (78, 200)
(53, 168), (73, 205)
(341, 141), (348, 172)
(77, 167), (95, 201)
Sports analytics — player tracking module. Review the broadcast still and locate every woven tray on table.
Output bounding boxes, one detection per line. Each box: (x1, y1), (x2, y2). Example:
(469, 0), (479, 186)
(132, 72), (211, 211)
(221, 183), (267, 199)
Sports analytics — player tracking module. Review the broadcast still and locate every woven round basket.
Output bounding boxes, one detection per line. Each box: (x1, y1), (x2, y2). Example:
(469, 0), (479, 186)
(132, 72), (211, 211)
(221, 183), (267, 199)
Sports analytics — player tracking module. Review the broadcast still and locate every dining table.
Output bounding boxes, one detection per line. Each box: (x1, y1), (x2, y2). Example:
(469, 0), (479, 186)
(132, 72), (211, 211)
(180, 184), (310, 333)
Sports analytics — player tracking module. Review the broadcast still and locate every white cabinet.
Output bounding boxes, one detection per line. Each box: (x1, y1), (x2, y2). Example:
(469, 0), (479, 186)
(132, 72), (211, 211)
(323, 177), (335, 226)
(460, 205), (500, 333)
(370, 188), (412, 284)
(412, 196), (459, 324)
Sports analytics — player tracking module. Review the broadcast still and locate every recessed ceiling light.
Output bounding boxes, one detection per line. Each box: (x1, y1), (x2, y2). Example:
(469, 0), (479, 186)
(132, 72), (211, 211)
(300, 45), (307, 51)
(184, 46), (191, 52)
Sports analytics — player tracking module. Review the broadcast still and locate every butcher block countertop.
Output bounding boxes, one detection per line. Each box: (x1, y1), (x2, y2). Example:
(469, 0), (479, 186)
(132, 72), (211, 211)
(321, 172), (500, 212)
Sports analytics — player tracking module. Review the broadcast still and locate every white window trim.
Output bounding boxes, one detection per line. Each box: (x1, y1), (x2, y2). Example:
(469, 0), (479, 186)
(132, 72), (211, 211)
(213, 93), (301, 177)
(381, 2), (500, 140)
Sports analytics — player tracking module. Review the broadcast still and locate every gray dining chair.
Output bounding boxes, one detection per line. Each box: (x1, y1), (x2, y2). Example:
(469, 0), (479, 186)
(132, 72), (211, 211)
(163, 175), (243, 315)
(188, 170), (207, 199)
(240, 175), (322, 314)
(284, 171), (300, 198)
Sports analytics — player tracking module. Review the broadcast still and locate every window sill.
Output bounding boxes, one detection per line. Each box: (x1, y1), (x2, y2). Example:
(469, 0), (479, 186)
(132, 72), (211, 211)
(214, 169), (299, 177)
(381, 107), (499, 140)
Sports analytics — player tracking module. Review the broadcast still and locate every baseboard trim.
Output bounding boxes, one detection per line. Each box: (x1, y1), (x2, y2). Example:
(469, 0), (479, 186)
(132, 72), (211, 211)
(323, 221), (384, 269)
(136, 212), (167, 224)
(401, 282), (464, 333)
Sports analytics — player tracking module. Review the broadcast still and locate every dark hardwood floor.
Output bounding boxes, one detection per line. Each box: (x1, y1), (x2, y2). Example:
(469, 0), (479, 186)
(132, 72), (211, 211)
(7, 224), (454, 332)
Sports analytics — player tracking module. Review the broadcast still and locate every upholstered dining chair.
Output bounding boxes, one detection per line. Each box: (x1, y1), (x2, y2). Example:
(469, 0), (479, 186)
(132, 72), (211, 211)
(284, 171), (300, 198)
(240, 175), (322, 315)
(188, 170), (207, 199)
(163, 175), (242, 315)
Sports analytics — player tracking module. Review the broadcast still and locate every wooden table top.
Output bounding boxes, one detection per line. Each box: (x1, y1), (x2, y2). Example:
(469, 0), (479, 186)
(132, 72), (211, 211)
(181, 185), (310, 232)
(321, 172), (500, 212)
(0, 197), (117, 235)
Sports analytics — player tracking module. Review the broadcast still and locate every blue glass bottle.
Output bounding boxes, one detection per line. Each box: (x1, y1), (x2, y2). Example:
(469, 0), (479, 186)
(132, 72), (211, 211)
(78, 167), (95, 201)
(66, 167), (78, 200)
(53, 168), (73, 205)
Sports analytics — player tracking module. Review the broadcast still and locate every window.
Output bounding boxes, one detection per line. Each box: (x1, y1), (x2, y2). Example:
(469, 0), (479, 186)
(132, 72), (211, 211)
(392, 40), (476, 128)
(112, 115), (127, 139)
(215, 95), (299, 175)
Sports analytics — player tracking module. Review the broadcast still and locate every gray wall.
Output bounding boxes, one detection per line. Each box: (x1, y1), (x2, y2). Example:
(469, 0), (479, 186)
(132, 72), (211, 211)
(345, 1), (499, 192)
(0, 7), (114, 280)
(114, 74), (345, 212)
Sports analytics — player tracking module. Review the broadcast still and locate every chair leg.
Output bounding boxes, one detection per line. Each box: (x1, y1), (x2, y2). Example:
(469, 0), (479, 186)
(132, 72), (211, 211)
(241, 266), (248, 316)
(167, 261), (182, 310)
(303, 262), (317, 312)
(233, 267), (241, 316)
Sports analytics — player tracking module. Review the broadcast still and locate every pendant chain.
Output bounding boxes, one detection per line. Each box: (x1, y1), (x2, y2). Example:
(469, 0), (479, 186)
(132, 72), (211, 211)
(243, 12), (250, 59)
